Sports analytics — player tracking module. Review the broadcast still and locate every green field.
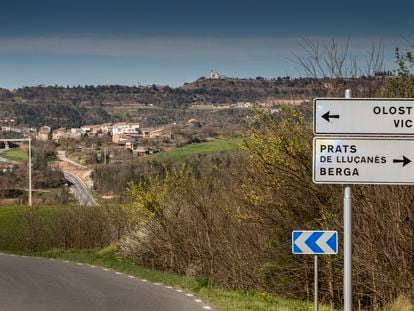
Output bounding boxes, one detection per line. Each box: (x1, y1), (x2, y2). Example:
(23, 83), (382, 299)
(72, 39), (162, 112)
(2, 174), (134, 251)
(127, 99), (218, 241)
(153, 138), (241, 160)
(0, 148), (28, 161)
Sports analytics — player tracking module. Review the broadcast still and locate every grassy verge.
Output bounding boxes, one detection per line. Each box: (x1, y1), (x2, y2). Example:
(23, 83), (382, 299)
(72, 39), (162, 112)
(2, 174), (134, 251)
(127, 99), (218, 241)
(16, 247), (323, 311)
(152, 138), (241, 160)
(0, 148), (28, 161)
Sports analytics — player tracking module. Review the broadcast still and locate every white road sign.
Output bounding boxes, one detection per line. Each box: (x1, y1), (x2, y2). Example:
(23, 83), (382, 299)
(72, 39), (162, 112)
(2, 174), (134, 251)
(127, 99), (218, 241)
(314, 98), (414, 135)
(313, 137), (414, 184)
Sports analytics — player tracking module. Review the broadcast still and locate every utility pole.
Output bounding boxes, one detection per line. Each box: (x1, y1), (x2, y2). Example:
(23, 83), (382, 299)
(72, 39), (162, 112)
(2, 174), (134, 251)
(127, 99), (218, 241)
(0, 138), (32, 206)
(28, 138), (32, 206)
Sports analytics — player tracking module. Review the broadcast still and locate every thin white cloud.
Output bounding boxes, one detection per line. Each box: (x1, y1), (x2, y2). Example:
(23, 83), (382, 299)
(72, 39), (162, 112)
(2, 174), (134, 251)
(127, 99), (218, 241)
(0, 36), (404, 61)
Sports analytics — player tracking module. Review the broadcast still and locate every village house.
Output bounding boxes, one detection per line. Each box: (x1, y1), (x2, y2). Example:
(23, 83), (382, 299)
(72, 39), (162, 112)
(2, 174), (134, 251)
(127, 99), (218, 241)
(140, 127), (170, 139)
(100, 123), (113, 135)
(134, 146), (160, 156)
(81, 124), (102, 136)
(70, 128), (82, 139)
(0, 126), (11, 132)
(22, 127), (37, 134)
(112, 134), (138, 150)
(52, 128), (69, 141)
(36, 126), (52, 141)
(111, 122), (140, 135)
(52, 128), (82, 141)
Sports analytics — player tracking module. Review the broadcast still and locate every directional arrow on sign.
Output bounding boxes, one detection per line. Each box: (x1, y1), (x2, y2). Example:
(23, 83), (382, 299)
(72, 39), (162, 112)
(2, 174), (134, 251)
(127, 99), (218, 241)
(313, 138), (414, 184)
(292, 231), (338, 255)
(321, 111), (340, 122)
(314, 98), (414, 135)
(393, 156), (411, 167)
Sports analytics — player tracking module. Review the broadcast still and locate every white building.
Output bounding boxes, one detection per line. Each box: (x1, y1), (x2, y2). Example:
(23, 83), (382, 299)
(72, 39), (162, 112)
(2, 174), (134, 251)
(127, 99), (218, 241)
(111, 122), (140, 135)
(208, 70), (222, 80)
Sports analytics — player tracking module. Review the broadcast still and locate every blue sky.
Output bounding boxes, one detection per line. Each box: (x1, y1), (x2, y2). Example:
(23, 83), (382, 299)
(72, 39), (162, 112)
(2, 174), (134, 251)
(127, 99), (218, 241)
(0, 0), (412, 88)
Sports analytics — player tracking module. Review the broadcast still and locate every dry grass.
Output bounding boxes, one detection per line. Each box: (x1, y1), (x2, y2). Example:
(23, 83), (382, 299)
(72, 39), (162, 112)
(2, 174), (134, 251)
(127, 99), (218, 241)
(386, 296), (413, 311)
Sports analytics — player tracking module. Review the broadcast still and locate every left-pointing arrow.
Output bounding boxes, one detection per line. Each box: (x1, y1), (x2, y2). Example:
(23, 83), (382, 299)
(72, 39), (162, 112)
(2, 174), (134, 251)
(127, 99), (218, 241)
(321, 111), (340, 122)
(392, 156), (411, 167)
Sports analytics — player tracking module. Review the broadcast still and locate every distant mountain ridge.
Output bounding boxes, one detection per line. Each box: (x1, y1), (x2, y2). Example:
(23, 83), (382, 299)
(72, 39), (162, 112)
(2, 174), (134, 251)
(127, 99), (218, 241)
(0, 77), (386, 128)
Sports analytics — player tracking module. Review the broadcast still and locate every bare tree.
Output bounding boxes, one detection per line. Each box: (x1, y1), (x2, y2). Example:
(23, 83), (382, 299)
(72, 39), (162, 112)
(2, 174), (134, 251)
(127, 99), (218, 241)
(292, 38), (384, 79)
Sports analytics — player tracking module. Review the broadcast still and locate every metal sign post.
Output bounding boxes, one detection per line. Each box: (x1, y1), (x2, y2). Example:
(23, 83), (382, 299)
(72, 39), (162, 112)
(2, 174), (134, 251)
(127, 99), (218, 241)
(314, 255), (318, 311)
(343, 89), (352, 311)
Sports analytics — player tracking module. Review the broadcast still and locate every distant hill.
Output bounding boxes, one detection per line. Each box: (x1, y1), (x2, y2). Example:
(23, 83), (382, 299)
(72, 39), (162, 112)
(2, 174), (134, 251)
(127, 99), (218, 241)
(0, 76), (386, 128)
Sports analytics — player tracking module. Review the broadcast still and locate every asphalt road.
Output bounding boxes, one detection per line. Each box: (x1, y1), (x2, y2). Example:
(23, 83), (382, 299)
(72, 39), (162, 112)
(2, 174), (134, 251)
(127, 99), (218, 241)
(64, 171), (98, 206)
(0, 253), (212, 311)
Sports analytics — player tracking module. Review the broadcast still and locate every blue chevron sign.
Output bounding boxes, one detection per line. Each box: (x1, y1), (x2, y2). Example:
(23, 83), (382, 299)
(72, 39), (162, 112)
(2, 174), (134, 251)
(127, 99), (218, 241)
(292, 231), (338, 255)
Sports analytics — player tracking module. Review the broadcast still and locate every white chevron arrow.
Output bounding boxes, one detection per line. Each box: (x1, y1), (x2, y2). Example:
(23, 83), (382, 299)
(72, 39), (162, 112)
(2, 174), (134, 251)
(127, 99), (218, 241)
(294, 232), (313, 253)
(315, 231), (336, 254)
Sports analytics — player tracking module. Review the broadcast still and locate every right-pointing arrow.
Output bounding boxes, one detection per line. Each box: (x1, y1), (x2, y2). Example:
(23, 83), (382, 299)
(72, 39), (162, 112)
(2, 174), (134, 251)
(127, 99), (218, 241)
(393, 156), (411, 167)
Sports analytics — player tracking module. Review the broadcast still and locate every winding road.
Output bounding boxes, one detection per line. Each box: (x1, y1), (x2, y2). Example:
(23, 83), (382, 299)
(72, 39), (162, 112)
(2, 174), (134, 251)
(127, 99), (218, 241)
(57, 151), (98, 206)
(63, 171), (98, 206)
(0, 253), (213, 311)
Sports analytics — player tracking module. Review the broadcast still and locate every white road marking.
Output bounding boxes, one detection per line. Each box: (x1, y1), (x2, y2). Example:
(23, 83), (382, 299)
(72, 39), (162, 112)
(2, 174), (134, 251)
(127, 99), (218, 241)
(48, 258), (56, 261)
(195, 299), (202, 303)
(103, 268), (110, 271)
(185, 293), (194, 297)
(176, 289), (183, 292)
(141, 279), (148, 282)
(77, 263), (84, 266)
(89, 265), (96, 268)
(115, 272), (122, 275)
(165, 286), (172, 289)
(128, 276), (135, 279)
(63, 260), (70, 263)
(203, 306), (212, 310)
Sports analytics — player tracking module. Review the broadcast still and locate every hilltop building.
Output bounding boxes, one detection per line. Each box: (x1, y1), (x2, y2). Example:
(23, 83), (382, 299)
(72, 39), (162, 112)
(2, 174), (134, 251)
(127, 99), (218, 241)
(207, 70), (222, 80)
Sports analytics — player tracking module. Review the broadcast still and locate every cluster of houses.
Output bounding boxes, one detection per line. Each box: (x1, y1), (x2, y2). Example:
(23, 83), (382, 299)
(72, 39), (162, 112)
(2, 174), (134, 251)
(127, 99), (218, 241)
(1, 122), (171, 150)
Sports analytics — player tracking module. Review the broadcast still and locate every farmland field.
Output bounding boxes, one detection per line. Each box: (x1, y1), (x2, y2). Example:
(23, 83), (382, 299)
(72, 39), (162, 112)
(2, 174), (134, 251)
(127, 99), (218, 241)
(0, 148), (28, 161)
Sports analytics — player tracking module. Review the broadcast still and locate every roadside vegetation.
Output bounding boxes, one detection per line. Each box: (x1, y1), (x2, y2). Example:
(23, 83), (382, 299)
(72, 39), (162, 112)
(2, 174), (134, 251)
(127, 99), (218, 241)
(150, 138), (241, 160)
